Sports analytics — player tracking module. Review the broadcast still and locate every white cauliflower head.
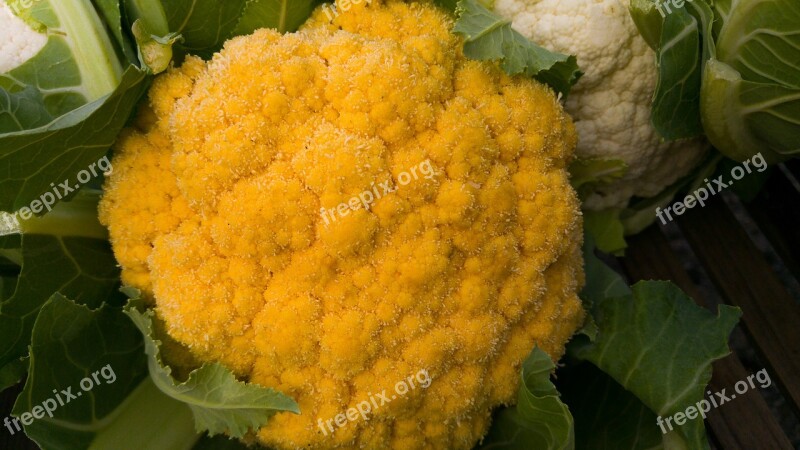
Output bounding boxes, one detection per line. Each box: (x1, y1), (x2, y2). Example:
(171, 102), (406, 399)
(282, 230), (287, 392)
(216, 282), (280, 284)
(495, 0), (708, 209)
(0, 0), (47, 73)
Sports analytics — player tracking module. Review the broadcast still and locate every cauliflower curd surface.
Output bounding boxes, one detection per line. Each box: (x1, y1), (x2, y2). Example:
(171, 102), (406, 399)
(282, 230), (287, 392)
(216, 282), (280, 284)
(495, 0), (708, 209)
(100, 1), (585, 448)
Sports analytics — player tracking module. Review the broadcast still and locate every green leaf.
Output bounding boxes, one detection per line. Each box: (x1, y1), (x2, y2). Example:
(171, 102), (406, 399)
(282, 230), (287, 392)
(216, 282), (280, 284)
(0, 194), (122, 373)
(0, 276), (17, 298)
(630, 0), (715, 141)
(0, 66), (148, 212)
(569, 158), (628, 201)
(162, 0), (248, 59)
(571, 281), (741, 448)
(584, 210), (627, 256)
(0, 86), (54, 133)
(124, 0), (171, 36)
(11, 294), (148, 449)
(649, 1), (714, 140)
(713, 0), (800, 89)
(92, 0), (140, 65)
(478, 347), (575, 449)
(580, 235), (630, 312)
(232, 0), (324, 35)
(124, 292), (300, 438)
(628, 0), (662, 51)
(0, 0), (124, 116)
(558, 362), (666, 450)
(452, 0), (582, 97)
(701, 59), (800, 162)
(634, 0), (800, 159)
(0, 357), (28, 393)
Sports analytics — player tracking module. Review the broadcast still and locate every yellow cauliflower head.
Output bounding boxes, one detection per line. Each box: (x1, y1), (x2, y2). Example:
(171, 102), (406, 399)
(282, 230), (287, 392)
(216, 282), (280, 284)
(99, 1), (585, 448)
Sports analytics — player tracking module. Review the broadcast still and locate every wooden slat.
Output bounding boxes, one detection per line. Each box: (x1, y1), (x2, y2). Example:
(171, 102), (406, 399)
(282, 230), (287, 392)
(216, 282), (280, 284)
(676, 195), (800, 413)
(621, 225), (794, 450)
(745, 166), (800, 280)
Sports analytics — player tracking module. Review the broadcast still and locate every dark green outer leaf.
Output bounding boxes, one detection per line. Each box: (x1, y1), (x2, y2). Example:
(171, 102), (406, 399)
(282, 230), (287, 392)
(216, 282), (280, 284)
(650, 6), (704, 140)
(628, 0), (662, 51)
(558, 362), (664, 450)
(580, 236), (630, 311)
(572, 281), (741, 449)
(0, 66), (148, 213)
(631, 0), (715, 141)
(0, 357), (28, 393)
(0, 233), (122, 372)
(0, 86), (54, 133)
(12, 294), (147, 450)
(162, 0), (248, 58)
(233, 0), (324, 35)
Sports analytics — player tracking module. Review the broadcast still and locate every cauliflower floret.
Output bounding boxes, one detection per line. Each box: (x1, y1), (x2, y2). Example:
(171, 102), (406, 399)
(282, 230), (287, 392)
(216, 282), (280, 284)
(100, 1), (585, 448)
(0, 0), (47, 73)
(495, 0), (708, 209)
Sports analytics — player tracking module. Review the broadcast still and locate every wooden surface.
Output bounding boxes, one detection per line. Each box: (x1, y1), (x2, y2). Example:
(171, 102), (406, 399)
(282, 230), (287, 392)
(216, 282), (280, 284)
(677, 196), (800, 412)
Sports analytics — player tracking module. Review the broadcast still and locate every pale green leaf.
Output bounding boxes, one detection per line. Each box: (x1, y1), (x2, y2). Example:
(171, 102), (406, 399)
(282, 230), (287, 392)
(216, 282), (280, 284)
(584, 210), (627, 256)
(478, 347), (575, 449)
(0, 0), (124, 116)
(124, 293), (299, 438)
